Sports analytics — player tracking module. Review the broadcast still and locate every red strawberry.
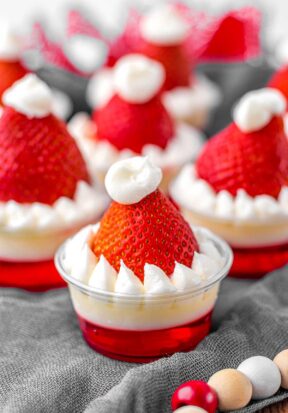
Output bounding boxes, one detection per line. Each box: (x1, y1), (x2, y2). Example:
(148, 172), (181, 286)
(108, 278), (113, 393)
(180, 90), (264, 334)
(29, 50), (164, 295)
(137, 41), (192, 90)
(93, 94), (175, 153)
(0, 61), (28, 104)
(0, 107), (90, 205)
(92, 189), (198, 281)
(268, 66), (288, 104)
(196, 116), (288, 198)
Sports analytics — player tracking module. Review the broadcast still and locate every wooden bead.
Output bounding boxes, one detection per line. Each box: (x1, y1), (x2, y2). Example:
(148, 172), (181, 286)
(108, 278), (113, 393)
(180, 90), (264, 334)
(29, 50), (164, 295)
(238, 356), (281, 399)
(208, 368), (252, 411)
(274, 349), (288, 389)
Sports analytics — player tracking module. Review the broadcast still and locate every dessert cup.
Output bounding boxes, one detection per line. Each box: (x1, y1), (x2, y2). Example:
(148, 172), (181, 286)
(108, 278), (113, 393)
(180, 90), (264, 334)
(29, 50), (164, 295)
(55, 226), (233, 362)
(171, 87), (288, 279)
(0, 74), (108, 290)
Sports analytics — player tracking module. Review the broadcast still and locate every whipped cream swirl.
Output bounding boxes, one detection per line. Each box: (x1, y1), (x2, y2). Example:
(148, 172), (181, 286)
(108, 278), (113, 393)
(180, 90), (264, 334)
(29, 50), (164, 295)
(171, 164), (288, 223)
(140, 4), (189, 46)
(63, 224), (224, 295)
(113, 54), (165, 103)
(3, 74), (53, 118)
(233, 88), (286, 133)
(105, 157), (162, 204)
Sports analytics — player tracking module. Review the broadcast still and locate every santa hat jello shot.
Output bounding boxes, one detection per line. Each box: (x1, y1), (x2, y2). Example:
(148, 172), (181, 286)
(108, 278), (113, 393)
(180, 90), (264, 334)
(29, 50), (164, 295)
(0, 74), (106, 290)
(171, 88), (288, 278)
(138, 4), (221, 128)
(0, 25), (28, 104)
(55, 156), (232, 362)
(70, 54), (203, 192)
(87, 4), (220, 130)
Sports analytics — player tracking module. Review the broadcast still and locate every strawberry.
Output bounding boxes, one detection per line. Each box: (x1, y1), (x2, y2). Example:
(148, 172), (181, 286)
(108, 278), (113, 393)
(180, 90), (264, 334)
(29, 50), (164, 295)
(0, 61), (28, 104)
(196, 116), (288, 198)
(268, 66), (288, 104)
(137, 41), (192, 90)
(0, 107), (90, 205)
(93, 94), (175, 153)
(92, 189), (198, 281)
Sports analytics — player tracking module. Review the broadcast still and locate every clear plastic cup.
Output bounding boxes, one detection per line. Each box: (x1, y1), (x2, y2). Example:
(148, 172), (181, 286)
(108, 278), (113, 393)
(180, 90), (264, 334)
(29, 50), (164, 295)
(55, 227), (233, 362)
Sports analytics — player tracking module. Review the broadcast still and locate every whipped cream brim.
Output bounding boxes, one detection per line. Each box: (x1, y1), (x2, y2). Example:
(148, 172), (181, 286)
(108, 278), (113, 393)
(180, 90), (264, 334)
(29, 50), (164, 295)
(56, 225), (232, 299)
(171, 164), (288, 248)
(0, 181), (107, 233)
(171, 164), (288, 225)
(0, 181), (108, 262)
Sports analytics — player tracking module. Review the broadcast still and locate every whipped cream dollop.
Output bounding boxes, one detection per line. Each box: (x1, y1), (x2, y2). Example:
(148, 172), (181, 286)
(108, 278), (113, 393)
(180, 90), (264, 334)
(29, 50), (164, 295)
(64, 35), (105, 73)
(140, 5), (189, 45)
(3, 74), (53, 118)
(86, 68), (114, 109)
(0, 25), (21, 61)
(105, 156), (162, 204)
(63, 224), (224, 295)
(0, 181), (107, 232)
(113, 54), (165, 103)
(69, 113), (203, 174)
(233, 88), (286, 133)
(171, 164), (288, 223)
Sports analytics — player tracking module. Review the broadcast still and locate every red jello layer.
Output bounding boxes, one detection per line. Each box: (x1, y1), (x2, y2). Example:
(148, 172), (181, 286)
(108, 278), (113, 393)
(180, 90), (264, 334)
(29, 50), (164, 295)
(230, 242), (288, 279)
(0, 259), (66, 291)
(77, 310), (212, 363)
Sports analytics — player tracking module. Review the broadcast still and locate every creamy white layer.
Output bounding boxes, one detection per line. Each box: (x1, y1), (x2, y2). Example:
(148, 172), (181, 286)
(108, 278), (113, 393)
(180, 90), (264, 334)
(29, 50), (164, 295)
(59, 225), (229, 330)
(171, 164), (288, 246)
(69, 114), (203, 175)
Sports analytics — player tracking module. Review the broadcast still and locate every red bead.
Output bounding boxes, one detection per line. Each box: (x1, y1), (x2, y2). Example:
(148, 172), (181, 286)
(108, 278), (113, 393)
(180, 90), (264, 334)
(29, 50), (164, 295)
(171, 380), (218, 413)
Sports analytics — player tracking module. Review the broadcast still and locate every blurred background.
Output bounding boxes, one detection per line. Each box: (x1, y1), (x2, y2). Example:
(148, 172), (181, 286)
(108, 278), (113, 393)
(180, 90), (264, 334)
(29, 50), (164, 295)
(1, 0), (288, 135)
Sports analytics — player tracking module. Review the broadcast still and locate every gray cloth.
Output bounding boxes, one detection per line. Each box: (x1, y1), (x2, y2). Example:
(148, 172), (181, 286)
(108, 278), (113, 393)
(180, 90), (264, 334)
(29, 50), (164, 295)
(1, 267), (288, 413)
